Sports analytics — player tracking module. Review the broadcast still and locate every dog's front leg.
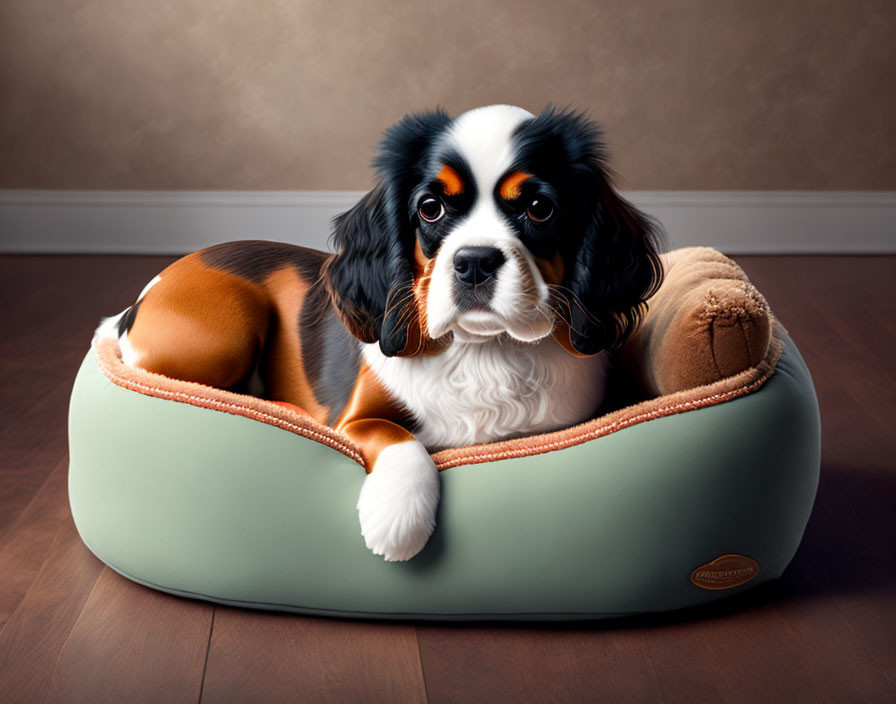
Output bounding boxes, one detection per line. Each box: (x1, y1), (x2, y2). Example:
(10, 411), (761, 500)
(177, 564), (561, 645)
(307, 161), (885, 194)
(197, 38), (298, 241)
(338, 418), (440, 562)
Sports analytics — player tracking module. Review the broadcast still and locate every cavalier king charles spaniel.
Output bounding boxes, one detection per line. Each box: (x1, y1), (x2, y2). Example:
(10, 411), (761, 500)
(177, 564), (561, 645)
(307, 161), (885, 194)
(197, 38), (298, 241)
(95, 104), (663, 561)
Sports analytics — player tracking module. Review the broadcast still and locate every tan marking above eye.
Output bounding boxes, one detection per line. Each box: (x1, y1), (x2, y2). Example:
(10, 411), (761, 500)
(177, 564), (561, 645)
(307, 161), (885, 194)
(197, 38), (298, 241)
(499, 170), (533, 200)
(436, 164), (464, 196)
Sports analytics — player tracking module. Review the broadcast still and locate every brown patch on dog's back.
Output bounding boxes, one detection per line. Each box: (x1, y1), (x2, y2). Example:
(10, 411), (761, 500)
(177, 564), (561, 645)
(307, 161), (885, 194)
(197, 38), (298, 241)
(126, 253), (271, 389)
(126, 246), (332, 423)
(260, 267), (330, 422)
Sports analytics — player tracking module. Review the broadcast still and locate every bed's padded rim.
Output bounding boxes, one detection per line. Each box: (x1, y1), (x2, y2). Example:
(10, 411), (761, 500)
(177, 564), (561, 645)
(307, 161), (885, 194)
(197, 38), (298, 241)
(93, 322), (782, 471)
(94, 338), (364, 465)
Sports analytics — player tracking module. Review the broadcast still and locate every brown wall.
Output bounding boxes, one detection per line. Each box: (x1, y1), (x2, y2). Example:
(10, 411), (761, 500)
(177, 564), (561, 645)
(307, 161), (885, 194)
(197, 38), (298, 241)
(1, 0), (894, 191)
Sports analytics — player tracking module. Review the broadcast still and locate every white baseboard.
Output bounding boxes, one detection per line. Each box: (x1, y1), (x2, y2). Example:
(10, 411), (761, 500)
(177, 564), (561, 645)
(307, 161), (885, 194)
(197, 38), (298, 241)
(1, 189), (894, 254)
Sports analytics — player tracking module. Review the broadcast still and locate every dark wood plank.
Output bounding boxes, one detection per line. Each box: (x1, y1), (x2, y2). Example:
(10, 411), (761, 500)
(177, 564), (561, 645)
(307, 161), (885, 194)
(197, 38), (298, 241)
(416, 623), (664, 704)
(43, 567), (213, 704)
(0, 460), (71, 629)
(0, 381), (79, 541)
(201, 608), (427, 704)
(0, 517), (104, 704)
(0, 448), (59, 544)
(417, 582), (889, 704)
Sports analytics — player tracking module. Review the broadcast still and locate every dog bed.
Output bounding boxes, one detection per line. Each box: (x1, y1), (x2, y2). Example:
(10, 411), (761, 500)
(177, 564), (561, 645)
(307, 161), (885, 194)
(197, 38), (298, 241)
(68, 247), (821, 620)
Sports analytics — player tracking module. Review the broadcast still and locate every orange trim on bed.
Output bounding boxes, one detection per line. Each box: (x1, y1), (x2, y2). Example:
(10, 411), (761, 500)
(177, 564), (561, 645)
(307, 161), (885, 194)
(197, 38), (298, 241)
(93, 329), (782, 472)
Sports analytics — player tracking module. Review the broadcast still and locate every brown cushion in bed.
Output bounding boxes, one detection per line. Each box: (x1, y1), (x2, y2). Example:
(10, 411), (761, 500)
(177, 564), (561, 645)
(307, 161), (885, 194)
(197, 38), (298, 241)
(622, 247), (773, 397)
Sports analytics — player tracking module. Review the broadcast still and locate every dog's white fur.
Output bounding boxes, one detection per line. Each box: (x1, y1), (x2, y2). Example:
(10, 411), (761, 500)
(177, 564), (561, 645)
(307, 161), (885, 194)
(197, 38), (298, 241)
(363, 337), (606, 450)
(356, 440), (440, 561)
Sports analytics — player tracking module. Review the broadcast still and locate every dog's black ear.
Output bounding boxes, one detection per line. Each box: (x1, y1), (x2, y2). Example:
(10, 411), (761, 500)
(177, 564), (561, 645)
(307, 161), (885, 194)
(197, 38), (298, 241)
(521, 106), (664, 356)
(324, 184), (399, 348)
(324, 108), (451, 356)
(565, 183), (664, 355)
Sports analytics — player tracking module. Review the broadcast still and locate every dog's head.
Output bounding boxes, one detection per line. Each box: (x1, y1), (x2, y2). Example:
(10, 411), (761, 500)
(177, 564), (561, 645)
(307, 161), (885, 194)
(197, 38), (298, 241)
(324, 104), (664, 357)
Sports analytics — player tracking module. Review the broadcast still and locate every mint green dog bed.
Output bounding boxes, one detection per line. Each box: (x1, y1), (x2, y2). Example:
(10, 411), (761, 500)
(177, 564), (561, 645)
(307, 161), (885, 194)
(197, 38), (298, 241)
(68, 248), (821, 620)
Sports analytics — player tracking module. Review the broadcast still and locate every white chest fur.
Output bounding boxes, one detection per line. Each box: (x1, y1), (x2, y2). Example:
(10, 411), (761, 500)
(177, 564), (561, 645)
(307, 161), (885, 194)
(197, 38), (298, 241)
(361, 336), (608, 450)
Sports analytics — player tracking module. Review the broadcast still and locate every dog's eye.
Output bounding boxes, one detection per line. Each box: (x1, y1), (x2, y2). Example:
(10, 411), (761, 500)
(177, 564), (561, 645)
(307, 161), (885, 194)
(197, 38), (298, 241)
(418, 197), (445, 223)
(526, 198), (554, 223)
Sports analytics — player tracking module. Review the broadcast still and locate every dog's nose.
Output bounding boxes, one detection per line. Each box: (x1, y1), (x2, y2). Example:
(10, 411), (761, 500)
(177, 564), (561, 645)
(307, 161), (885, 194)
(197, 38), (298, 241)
(453, 246), (506, 287)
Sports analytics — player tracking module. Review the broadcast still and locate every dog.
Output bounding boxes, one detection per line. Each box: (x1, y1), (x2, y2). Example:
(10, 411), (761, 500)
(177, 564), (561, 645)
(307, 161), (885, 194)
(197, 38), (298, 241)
(94, 104), (663, 562)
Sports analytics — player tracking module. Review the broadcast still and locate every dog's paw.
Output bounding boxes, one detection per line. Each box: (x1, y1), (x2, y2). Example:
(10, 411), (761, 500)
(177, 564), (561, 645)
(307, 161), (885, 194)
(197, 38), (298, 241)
(356, 441), (440, 562)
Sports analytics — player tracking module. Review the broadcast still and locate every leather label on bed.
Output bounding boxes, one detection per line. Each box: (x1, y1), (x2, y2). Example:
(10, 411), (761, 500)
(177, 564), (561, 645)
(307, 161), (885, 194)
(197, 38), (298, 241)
(690, 554), (760, 590)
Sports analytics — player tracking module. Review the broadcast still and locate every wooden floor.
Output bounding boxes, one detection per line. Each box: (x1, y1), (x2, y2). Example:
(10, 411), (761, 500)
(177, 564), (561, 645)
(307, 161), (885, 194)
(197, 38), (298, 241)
(0, 254), (894, 703)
